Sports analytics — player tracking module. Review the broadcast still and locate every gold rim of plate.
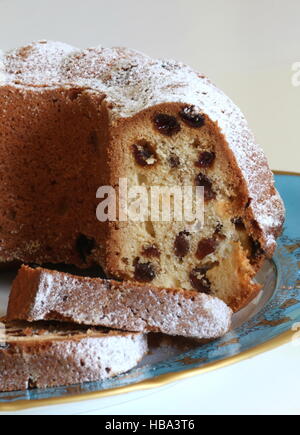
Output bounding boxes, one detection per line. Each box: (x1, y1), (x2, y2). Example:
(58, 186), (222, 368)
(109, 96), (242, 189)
(0, 169), (297, 412)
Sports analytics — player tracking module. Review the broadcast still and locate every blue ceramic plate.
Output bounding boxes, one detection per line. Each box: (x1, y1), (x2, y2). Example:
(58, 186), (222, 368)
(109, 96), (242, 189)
(0, 172), (299, 411)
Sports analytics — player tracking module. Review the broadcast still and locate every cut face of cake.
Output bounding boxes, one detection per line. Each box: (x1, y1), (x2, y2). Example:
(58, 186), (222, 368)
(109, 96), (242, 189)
(0, 42), (285, 311)
(105, 103), (279, 311)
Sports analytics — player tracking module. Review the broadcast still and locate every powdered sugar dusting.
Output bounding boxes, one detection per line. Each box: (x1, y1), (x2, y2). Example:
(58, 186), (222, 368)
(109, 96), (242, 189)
(0, 49), (7, 84)
(4, 41), (77, 87)
(1, 318), (148, 391)
(34, 270), (55, 316)
(1, 41), (285, 250)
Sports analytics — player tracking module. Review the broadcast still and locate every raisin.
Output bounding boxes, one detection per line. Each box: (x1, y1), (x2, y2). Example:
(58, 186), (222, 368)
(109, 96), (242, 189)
(250, 238), (265, 260)
(153, 114), (181, 136)
(76, 234), (96, 263)
(195, 173), (216, 201)
(215, 223), (223, 234)
(214, 223), (226, 240)
(174, 231), (190, 258)
(196, 238), (218, 260)
(190, 268), (211, 294)
(232, 217), (246, 230)
(142, 245), (161, 258)
(180, 105), (205, 128)
(134, 258), (156, 282)
(169, 154), (180, 168)
(132, 141), (157, 167)
(195, 151), (216, 169)
(251, 219), (260, 231)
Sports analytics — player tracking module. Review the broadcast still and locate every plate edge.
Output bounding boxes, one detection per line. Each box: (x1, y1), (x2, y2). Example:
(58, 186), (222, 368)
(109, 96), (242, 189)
(0, 328), (293, 412)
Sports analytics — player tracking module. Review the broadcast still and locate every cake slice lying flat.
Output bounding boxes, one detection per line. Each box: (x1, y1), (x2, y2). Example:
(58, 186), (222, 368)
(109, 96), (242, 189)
(7, 265), (232, 340)
(0, 318), (147, 392)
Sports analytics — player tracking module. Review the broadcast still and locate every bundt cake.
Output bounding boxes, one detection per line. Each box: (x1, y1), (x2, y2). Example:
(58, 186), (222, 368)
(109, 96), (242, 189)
(0, 41), (285, 311)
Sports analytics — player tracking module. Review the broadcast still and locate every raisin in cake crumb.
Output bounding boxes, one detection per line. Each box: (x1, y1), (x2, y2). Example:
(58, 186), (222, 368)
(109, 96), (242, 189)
(180, 105), (205, 128)
(153, 114), (181, 136)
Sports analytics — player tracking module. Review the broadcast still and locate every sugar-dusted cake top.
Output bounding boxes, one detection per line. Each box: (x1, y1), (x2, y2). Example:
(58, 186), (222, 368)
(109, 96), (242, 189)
(1, 40), (225, 119)
(0, 41), (285, 250)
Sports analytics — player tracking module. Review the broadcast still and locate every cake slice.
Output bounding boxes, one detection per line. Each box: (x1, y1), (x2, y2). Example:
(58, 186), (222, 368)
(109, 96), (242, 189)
(0, 317), (147, 392)
(7, 265), (232, 340)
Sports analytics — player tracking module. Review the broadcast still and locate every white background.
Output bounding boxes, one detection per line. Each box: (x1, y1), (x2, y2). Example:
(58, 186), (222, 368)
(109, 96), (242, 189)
(0, 0), (299, 415)
(0, 0), (299, 171)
